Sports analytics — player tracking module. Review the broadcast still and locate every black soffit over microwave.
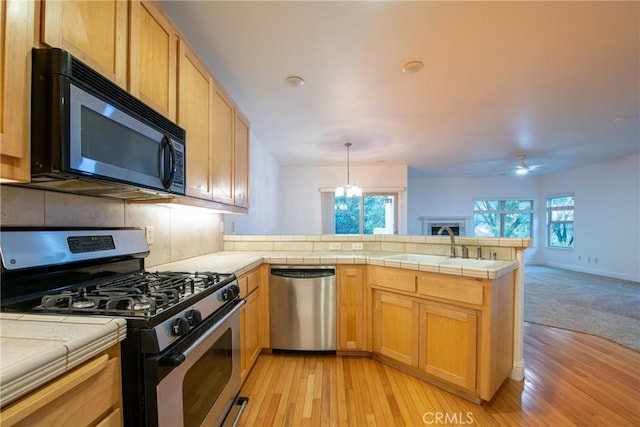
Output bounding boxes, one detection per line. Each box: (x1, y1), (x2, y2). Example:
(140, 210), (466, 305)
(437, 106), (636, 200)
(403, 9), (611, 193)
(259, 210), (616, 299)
(21, 47), (186, 201)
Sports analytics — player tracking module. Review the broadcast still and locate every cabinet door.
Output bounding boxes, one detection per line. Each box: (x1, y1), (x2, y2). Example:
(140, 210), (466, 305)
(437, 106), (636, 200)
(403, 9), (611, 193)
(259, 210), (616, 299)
(419, 302), (477, 392)
(233, 112), (250, 208)
(129, 0), (177, 120)
(178, 40), (214, 200)
(42, 0), (127, 88)
(337, 265), (366, 351)
(372, 290), (419, 367)
(212, 86), (235, 205)
(241, 289), (260, 382)
(0, 0), (34, 182)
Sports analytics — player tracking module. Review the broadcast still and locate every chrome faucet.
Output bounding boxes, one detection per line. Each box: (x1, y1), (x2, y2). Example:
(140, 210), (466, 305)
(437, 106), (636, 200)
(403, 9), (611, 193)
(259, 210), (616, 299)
(437, 226), (456, 258)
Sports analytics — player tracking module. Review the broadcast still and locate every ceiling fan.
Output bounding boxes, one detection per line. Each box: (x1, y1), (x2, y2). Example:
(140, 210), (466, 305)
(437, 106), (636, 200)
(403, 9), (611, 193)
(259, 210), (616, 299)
(515, 155), (530, 175)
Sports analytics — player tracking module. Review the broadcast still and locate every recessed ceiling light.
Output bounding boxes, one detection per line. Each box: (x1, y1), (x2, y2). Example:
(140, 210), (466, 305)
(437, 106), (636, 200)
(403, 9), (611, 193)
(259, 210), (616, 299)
(402, 61), (424, 74)
(284, 75), (304, 87)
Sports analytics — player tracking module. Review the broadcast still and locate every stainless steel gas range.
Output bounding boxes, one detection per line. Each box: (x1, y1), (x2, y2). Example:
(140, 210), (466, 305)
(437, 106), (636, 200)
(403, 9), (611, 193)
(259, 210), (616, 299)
(0, 227), (247, 427)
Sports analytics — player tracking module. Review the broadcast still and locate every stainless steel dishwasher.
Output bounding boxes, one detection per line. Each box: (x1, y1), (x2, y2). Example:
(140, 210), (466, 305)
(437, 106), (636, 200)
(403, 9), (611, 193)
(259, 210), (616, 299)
(269, 265), (336, 351)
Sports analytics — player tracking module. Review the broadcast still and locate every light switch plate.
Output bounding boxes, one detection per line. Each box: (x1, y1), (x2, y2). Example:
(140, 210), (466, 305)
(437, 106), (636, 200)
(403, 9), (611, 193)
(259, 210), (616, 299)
(329, 243), (341, 250)
(352, 243), (363, 250)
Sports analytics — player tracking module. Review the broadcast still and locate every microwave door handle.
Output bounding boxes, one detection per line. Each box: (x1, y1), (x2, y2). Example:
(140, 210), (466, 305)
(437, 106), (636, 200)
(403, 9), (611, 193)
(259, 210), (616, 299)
(160, 135), (176, 190)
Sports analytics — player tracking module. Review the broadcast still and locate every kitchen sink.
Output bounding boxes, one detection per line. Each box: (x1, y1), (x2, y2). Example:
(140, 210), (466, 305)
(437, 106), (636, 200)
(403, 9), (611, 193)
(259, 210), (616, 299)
(439, 258), (500, 268)
(383, 253), (449, 263)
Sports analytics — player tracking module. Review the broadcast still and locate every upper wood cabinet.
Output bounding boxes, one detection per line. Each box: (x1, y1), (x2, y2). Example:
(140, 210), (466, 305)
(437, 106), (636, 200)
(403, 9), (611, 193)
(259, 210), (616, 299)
(0, 0), (34, 182)
(212, 86), (235, 205)
(234, 112), (250, 208)
(41, 0), (128, 88)
(178, 40), (214, 200)
(129, 0), (177, 120)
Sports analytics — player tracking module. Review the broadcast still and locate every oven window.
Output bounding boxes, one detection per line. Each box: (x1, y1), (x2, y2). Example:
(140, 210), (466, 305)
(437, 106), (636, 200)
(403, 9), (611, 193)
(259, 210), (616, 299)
(183, 327), (233, 427)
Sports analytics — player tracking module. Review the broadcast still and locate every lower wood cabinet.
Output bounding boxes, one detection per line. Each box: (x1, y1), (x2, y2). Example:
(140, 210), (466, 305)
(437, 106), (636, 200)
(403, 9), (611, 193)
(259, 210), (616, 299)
(369, 266), (513, 401)
(372, 290), (420, 367)
(418, 302), (478, 392)
(337, 265), (366, 351)
(240, 288), (260, 382)
(239, 266), (262, 382)
(0, 344), (123, 427)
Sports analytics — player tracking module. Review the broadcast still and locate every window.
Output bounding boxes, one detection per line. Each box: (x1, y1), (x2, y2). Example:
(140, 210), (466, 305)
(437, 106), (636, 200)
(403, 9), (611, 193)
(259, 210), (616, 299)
(473, 199), (533, 238)
(323, 193), (396, 234)
(547, 195), (574, 248)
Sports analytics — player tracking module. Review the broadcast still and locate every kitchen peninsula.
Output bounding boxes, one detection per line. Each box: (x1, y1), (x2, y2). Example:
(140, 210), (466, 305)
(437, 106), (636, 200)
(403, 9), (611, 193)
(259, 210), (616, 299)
(152, 233), (530, 402)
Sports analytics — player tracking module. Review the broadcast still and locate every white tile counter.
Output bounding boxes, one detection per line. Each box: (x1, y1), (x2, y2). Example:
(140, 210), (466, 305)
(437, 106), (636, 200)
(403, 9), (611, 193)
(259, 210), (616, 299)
(151, 251), (518, 280)
(0, 313), (127, 407)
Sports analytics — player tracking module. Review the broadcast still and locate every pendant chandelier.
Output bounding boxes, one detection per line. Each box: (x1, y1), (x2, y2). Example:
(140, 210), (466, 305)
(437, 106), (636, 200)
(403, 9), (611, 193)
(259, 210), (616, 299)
(335, 142), (362, 198)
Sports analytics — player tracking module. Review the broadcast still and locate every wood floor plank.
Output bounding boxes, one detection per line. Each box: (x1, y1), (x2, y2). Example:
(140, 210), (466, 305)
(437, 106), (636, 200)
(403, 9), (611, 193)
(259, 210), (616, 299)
(239, 323), (640, 426)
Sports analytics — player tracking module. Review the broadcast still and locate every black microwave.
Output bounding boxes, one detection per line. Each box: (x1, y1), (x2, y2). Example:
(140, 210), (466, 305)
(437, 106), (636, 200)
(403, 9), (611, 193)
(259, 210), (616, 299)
(28, 48), (185, 200)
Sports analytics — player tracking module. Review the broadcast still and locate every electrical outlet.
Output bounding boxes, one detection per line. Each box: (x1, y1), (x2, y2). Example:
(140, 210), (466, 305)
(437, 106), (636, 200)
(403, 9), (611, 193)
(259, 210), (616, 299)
(352, 243), (363, 250)
(329, 243), (341, 250)
(145, 226), (154, 245)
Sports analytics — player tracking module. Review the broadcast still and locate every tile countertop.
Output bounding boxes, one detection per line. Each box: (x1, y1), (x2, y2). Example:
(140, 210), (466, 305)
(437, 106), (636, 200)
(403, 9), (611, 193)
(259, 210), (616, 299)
(0, 314), (127, 407)
(151, 251), (518, 280)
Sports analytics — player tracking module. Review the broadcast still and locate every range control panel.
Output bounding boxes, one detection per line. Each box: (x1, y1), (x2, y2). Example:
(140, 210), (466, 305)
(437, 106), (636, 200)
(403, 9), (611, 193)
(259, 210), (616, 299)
(67, 235), (116, 253)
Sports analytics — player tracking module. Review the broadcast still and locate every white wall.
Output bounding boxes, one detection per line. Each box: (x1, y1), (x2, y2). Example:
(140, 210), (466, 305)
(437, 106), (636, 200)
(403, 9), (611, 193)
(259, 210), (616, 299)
(535, 153), (639, 282)
(407, 175), (540, 262)
(406, 153), (640, 281)
(279, 164), (408, 234)
(224, 132), (280, 235)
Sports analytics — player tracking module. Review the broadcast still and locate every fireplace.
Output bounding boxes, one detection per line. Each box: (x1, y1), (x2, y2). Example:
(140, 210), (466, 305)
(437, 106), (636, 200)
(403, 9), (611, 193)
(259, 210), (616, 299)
(419, 218), (468, 236)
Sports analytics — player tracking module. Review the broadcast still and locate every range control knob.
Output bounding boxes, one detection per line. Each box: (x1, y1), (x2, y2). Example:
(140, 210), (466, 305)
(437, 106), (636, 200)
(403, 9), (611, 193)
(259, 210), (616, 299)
(172, 317), (190, 336)
(222, 285), (239, 301)
(186, 309), (202, 326)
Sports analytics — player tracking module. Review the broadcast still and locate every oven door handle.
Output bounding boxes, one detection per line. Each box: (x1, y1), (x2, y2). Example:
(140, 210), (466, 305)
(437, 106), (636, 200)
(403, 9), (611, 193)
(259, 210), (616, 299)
(158, 299), (245, 367)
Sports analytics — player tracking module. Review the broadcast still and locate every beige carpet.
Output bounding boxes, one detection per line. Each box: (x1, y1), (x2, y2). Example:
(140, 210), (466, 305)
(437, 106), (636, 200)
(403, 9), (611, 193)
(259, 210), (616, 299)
(524, 265), (640, 351)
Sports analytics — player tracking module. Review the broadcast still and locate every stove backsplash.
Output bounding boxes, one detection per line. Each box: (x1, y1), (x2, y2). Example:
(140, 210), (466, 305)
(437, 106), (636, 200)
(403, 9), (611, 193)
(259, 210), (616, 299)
(0, 186), (224, 267)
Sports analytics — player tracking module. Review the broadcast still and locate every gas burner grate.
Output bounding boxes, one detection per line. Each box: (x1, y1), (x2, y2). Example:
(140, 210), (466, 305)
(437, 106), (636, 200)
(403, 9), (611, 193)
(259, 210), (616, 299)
(30, 271), (228, 317)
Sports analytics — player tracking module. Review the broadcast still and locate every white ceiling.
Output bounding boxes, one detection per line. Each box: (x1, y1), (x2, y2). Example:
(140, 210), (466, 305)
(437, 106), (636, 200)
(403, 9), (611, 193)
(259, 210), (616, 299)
(159, 1), (639, 178)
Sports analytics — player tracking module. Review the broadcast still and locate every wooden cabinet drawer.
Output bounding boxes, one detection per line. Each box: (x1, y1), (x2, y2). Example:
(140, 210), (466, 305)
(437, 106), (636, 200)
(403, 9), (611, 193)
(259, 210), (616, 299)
(237, 267), (260, 297)
(1, 355), (122, 427)
(246, 267), (260, 294)
(369, 266), (416, 293)
(416, 273), (484, 306)
(237, 274), (249, 297)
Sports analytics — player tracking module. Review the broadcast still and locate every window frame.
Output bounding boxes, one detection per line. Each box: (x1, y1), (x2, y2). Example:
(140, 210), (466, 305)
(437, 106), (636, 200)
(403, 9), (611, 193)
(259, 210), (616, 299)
(546, 194), (575, 249)
(472, 199), (533, 238)
(328, 191), (398, 235)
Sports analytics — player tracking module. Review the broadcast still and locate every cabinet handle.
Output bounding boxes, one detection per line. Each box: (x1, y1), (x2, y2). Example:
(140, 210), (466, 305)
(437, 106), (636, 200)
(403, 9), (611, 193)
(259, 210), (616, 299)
(0, 355), (109, 426)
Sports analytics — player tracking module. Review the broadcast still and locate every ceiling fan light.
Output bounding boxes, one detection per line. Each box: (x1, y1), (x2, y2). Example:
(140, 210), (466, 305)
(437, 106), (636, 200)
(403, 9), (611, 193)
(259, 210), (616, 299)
(516, 166), (529, 175)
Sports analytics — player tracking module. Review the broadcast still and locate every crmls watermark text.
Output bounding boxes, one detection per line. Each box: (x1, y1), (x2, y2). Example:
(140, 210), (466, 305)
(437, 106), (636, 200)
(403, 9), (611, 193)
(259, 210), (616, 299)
(422, 411), (474, 425)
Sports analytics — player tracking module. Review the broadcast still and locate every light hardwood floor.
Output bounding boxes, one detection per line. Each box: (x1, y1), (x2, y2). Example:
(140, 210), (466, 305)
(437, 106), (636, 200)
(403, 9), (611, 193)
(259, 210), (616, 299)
(237, 323), (640, 426)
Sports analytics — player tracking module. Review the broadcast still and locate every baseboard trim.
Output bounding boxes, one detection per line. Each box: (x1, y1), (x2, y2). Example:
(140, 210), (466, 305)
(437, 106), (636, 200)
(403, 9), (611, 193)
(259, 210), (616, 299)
(509, 359), (525, 381)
